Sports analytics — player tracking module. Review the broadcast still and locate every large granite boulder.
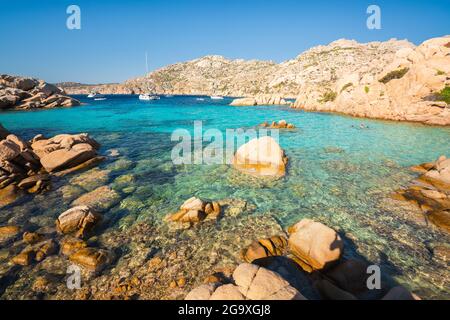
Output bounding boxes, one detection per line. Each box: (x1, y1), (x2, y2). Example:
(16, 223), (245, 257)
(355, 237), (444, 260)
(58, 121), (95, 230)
(288, 219), (344, 272)
(32, 133), (101, 173)
(232, 136), (288, 177)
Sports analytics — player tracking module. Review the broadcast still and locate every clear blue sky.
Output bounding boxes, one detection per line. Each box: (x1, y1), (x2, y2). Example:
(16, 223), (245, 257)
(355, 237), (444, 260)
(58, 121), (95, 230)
(0, 0), (449, 84)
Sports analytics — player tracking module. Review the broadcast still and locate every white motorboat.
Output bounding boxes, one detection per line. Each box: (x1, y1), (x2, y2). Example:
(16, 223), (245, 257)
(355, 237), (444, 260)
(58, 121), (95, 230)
(196, 98), (205, 101)
(88, 92), (103, 98)
(210, 95), (224, 100)
(139, 94), (160, 101)
(94, 97), (107, 101)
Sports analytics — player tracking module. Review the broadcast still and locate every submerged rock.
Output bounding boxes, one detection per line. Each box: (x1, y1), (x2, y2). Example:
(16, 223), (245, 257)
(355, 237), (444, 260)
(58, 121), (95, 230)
(60, 237), (88, 256)
(11, 239), (58, 266)
(288, 219), (344, 272)
(0, 225), (20, 240)
(69, 247), (113, 272)
(233, 136), (288, 177)
(22, 232), (44, 245)
(382, 286), (421, 300)
(72, 186), (121, 211)
(0, 184), (21, 208)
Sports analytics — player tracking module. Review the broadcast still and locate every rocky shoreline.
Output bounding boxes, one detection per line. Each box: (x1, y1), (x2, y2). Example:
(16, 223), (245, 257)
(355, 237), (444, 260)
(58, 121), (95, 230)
(0, 124), (105, 208)
(291, 37), (450, 126)
(1, 122), (445, 300)
(1, 75), (80, 111)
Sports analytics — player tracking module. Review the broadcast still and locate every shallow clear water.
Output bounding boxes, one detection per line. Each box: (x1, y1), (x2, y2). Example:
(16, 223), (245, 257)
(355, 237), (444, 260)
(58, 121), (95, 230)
(1, 95), (449, 299)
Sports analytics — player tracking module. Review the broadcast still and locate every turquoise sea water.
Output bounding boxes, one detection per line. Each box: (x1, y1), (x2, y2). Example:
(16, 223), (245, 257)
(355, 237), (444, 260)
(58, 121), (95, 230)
(1, 95), (449, 299)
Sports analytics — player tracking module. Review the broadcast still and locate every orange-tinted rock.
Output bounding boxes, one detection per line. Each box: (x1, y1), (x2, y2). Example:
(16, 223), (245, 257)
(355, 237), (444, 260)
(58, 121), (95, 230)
(288, 219), (343, 272)
(69, 248), (113, 272)
(242, 236), (288, 263)
(60, 237), (88, 256)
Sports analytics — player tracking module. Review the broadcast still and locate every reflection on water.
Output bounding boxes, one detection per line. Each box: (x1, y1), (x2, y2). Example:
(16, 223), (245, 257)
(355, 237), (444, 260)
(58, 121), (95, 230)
(0, 95), (449, 299)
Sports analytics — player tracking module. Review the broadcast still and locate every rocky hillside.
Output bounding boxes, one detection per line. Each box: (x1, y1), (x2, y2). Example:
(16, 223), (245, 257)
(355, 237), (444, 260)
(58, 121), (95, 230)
(63, 38), (414, 98)
(0, 75), (80, 110)
(292, 36), (450, 125)
(56, 82), (129, 95)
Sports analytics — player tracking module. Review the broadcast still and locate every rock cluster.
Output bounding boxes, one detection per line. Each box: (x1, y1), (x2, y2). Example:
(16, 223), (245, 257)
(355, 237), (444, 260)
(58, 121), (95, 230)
(185, 263), (306, 300)
(165, 197), (221, 225)
(393, 155), (450, 233)
(233, 136), (288, 178)
(292, 36), (450, 125)
(0, 124), (104, 208)
(231, 219), (419, 300)
(11, 239), (58, 266)
(31, 133), (102, 173)
(3, 203), (112, 272)
(230, 95), (289, 106)
(260, 120), (295, 129)
(0, 74), (80, 110)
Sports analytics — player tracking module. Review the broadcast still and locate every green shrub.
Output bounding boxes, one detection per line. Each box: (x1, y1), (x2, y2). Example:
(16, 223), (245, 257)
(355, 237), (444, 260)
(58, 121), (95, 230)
(364, 86), (370, 94)
(340, 83), (353, 93)
(436, 86), (450, 104)
(318, 90), (337, 103)
(379, 67), (409, 84)
(436, 70), (445, 76)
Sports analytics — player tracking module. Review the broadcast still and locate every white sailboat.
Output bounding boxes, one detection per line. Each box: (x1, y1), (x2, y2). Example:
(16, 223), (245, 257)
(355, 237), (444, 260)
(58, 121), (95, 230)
(139, 52), (160, 101)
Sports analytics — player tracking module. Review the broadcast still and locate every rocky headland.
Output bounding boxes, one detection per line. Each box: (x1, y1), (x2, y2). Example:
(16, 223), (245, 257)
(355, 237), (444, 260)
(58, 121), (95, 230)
(292, 36), (450, 126)
(0, 75), (80, 110)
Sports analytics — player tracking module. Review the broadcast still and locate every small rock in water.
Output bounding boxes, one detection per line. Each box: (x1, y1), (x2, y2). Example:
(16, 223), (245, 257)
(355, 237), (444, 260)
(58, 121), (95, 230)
(69, 247), (113, 273)
(107, 149), (120, 157)
(56, 206), (101, 239)
(0, 225), (20, 238)
(165, 197), (221, 225)
(23, 231), (43, 244)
